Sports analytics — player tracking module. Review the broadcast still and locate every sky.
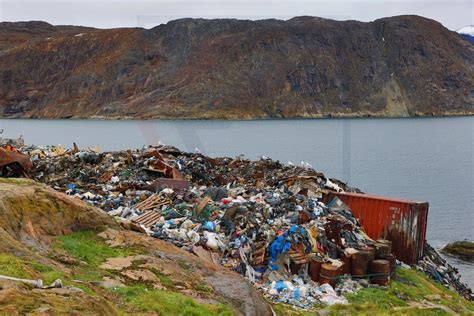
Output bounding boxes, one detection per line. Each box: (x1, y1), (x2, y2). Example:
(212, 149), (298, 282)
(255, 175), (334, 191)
(0, 0), (472, 31)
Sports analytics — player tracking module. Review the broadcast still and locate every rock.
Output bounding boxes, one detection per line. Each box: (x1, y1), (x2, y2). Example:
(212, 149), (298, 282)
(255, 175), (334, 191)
(0, 178), (117, 257)
(32, 306), (51, 314)
(97, 229), (274, 315)
(441, 241), (474, 262)
(120, 269), (161, 284)
(424, 294), (442, 301)
(0, 280), (116, 314)
(100, 256), (138, 271)
(91, 277), (125, 289)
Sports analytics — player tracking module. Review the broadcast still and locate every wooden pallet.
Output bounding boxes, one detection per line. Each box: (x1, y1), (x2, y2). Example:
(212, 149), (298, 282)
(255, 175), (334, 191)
(134, 194), (168, 212)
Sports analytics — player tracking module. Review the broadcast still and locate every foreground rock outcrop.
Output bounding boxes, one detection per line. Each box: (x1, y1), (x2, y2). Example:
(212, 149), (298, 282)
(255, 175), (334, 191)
(0, 15), (473, 119)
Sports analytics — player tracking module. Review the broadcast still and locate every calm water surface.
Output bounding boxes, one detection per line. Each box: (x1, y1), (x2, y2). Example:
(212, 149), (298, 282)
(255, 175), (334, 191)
(2, 117), (473, 286)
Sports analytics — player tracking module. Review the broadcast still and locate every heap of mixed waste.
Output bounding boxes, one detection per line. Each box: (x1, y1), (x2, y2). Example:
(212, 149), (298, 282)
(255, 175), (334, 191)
(3, 142), (473, 305)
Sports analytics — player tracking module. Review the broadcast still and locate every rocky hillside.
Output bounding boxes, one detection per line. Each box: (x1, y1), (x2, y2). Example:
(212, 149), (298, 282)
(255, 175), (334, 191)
(0, 16), (473, 119)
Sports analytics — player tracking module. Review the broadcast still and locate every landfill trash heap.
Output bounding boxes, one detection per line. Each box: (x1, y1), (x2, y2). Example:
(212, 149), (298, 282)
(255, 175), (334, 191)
(7, 143), (473, 305)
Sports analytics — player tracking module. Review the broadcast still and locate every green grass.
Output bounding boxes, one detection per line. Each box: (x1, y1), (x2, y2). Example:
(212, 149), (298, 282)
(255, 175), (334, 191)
(327, 267), (474, 315)
(113, 285), (234, 315)
(28, 262), (66, 285)
(329, 304), (450, 315)
(56, 231), (135, 266)
(52, 230), (138, 287)
(73, 266), (109, 282)
(55, 232), (234, 314)
(0, 254), (31, 279)
(345, 286), (407, 309)
(148, 268), (175, 289)
(272, 303), (317, 315)
(193, 283), (215, 295)
(0, 254), (97, 296)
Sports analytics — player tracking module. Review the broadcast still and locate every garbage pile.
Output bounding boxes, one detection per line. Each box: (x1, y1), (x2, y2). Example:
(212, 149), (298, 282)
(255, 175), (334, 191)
(17, 144), (391, 306)
(418, 244), (473, 300)
(8, 142), (473, 305)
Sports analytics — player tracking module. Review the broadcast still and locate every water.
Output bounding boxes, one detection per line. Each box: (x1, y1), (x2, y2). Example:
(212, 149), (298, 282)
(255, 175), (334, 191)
(2, 117), (473, 286)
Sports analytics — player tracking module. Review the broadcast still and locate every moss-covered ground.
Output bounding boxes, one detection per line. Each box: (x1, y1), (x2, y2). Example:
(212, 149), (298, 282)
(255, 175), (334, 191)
(0, 230), (233, 315)
(441, 241), (474, 261)
(274, 267), (474, 315)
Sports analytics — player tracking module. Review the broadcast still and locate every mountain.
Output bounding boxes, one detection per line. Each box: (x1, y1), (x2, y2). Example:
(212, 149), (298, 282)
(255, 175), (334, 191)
(0, 15), (473, 119)
(457, 25), (474, 44)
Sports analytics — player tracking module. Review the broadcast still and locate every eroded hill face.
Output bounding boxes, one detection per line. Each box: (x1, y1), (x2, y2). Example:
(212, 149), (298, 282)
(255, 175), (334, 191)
(0, 16), (473, 119)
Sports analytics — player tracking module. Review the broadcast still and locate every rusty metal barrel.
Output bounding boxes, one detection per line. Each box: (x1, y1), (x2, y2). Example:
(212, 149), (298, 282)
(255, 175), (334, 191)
(375, 240), (392, 259)
(358, 245), (375, 261)
(340, 253), (352, 275)
(377, 239), (392, 252)
(309, 258), (323, 282)
(369, 259), (390, 286)
(351, 250), (370, 276)
(319, 263), (344, 287)
(382, 254), (396, 277)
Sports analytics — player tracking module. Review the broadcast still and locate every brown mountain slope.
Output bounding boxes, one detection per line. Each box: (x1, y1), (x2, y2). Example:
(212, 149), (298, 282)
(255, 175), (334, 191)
(0, 16), (473, 119)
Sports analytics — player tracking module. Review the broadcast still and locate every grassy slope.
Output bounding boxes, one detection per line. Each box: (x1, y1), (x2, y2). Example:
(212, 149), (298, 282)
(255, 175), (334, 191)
(1, 230), (473, 315)
(0, 230), (233, 315)
(274, 268), (474, 315)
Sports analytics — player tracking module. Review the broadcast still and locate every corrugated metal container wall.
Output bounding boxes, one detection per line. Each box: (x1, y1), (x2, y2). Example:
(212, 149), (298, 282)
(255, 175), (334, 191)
(323, 192), (429, 264)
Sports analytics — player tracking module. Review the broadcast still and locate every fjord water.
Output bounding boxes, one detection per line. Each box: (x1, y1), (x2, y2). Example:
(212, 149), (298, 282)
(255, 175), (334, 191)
(3, 116), (473, 286)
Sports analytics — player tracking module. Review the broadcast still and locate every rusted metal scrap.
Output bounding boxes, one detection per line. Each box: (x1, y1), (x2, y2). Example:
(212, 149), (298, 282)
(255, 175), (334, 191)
(0, 146), (33, 177)
(147, 178), (191, 191)
(142, 148), (189, 189)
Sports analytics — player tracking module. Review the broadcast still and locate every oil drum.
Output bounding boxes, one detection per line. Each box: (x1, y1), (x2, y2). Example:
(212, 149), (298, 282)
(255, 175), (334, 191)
(351, 250), (369, 276)
(358, 245), (375, 261)
(381, 254), (396, 277)
(340, 253), (352, 275)
(376, 239), (392, 253)
(309, 258), (323, 282)
(375, 240), (392, 259)
(369, 259), (390, 286)
(319, 263), (344, 287)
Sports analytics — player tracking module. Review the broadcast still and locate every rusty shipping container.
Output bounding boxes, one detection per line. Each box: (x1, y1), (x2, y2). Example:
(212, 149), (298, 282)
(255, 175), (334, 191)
(324, 192), (428, 264)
